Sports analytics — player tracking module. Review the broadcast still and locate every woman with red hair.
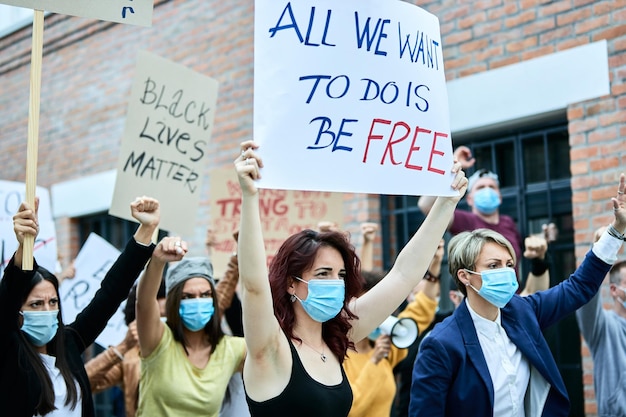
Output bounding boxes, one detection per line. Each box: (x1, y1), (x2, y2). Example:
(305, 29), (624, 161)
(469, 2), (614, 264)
(235, 140), (468, 417)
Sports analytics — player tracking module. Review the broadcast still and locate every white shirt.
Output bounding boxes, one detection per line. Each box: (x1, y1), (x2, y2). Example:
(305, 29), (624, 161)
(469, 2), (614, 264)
(466, 301), (530, 417)
(35, 353), (82, 417)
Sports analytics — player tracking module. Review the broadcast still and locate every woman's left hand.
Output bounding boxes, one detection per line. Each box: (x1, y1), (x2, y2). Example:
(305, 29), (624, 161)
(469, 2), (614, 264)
(12, 198), (39, 246)
(153, 236), (188, 262)
(235, 140), (263, 197)
(446, 160), (468, 203)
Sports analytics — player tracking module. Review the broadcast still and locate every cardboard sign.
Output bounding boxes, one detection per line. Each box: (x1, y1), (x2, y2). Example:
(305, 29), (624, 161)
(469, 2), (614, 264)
(0, 180), (57, 274)
(209, 166), (344, 275)
(0, 0), (154, 27)
(110, 51), (219, 235)
(254, 0), (455, 196)
(58, 233), (128, 348)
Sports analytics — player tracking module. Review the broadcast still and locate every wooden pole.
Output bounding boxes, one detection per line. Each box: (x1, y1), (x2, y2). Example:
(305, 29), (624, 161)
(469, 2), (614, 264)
(23, 9), (44, 271)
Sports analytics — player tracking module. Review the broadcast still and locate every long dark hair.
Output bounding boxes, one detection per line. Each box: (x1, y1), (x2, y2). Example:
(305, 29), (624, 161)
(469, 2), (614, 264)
(165, 278), (224, 355)
(269, 229), (363, 362)
(18, 266), (79, 414)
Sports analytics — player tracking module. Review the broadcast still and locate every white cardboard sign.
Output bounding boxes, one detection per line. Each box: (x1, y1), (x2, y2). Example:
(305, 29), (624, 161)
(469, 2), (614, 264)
(58, 233), (128, 348)
(0, 180), (57, 274)
(0, 0), (154, 27)
(254, 0), (455, 196)
(109, 50), (219, 235)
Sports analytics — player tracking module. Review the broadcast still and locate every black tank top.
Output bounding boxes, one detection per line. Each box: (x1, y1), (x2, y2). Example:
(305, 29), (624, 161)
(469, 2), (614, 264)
(246, 338), (353, 417)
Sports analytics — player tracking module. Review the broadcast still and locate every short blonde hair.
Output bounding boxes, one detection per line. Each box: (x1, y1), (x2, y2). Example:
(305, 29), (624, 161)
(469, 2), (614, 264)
(448, 229), (516, 296)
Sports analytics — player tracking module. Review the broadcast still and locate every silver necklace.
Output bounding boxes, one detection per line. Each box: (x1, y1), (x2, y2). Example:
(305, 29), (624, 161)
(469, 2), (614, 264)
(298, 338), (327, 362)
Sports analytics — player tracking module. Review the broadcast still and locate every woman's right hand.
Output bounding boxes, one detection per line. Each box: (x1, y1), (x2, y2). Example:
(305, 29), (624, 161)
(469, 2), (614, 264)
(612, 173), (626, 233)
(371, 334), (392, 365)
(235, 140), (263, 196)
(12, 198), (39, 246)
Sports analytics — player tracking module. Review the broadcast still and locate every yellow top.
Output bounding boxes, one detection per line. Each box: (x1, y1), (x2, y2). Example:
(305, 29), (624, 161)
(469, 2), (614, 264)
(136, 326), (246, 417)
(344, 291), (437, 417)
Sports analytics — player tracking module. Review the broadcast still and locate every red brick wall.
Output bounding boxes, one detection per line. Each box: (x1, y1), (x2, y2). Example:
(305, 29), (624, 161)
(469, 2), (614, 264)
(0, 1), (624, 414)
(409, 1), (625, 415)
(0, 0), (256, 253)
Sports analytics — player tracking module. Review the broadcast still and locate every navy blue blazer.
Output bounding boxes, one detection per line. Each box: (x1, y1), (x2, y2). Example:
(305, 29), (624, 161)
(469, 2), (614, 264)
(409, 250), (611, 417)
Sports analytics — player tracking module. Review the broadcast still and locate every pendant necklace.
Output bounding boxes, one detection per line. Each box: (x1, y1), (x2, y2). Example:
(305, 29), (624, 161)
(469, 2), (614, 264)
(298, 338), (327, 362)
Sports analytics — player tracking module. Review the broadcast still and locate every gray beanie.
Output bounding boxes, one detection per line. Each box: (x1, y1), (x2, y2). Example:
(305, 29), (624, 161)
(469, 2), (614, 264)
(165, 257), (214, 295)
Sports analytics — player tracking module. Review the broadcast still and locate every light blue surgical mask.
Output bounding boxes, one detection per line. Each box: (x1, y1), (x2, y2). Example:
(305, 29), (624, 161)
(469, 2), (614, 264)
(473, 187), (501, 215)
(293, 277), (345, 323)
(20, 310), (59, 347)
(179, 298), (214, 332)
(464, 267), (518, 308)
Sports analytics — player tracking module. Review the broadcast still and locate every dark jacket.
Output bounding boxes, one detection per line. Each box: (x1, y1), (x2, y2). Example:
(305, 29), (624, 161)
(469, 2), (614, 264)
(410, 249), (611, 417)
(0, 238), (154, 417)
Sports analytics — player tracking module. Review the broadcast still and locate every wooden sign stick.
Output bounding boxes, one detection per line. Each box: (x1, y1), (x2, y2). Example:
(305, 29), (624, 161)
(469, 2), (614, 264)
(22, 9), (44, 270)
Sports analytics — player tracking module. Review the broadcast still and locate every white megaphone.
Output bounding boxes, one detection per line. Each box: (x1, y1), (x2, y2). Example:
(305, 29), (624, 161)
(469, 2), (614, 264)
(368, 316), (419, 349)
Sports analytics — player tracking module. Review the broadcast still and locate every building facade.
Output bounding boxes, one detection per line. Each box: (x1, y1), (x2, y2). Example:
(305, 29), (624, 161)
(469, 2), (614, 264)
(0, 1), (624, 415)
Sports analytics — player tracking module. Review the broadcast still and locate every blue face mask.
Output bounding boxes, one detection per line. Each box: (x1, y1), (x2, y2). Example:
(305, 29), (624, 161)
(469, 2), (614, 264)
(473, 187), (501, 215)
(293, 277), (345, 323)
(179, 298), (214, 332)
(465, 267), (518, 308)
(20, 310), (59, 347)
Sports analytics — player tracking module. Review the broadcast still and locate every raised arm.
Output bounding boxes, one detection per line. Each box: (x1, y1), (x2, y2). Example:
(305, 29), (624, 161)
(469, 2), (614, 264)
(235, 141), (283, 362)
(136, 236), (186, 357)
(359, 222), (378, 272)
(575, 226), (610, 348)
(519, 234), (550, 296)
(398, 241), (443, 333)
(350, 166), (468, 342)
(0, 199), (40, 345)
(70, 197), (160, 349)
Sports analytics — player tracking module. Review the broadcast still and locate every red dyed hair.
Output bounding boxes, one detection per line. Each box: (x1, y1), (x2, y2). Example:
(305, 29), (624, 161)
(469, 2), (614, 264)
(269, 229), (364, 362)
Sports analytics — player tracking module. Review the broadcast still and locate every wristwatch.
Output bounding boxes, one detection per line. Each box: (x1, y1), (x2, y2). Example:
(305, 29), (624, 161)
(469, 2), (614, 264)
(423, 270), (440, 282)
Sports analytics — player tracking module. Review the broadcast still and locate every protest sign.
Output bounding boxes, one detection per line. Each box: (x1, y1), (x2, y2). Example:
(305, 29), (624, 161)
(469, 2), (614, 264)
(58, 233), (127, 348)
(110, 50), (219, 235)
(5, 0), (153, 267)
(209, 166), (343, 275)
(0, 180), (57, 274)
(0, 0), (154, 27)
(254, 0), (455, 196)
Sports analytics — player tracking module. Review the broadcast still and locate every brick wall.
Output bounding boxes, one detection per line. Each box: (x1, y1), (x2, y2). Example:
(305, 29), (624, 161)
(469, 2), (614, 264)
(0, 1), (624, 414)
(409, 1), (625, 415)
(0, 0), (256, 253)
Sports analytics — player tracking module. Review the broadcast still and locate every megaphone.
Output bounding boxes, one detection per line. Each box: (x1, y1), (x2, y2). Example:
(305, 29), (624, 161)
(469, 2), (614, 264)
(368, 316), (418, 348)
